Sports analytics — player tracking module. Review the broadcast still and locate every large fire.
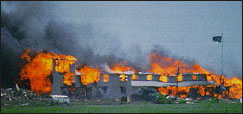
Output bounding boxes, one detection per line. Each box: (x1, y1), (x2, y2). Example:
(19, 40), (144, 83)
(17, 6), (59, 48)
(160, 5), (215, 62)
(224, 77), (242, 99)
(20, 49), (77, 95)
(149, 52), (242, 99)
(19, 49), (242, 99)
(149, 53), (210, 74)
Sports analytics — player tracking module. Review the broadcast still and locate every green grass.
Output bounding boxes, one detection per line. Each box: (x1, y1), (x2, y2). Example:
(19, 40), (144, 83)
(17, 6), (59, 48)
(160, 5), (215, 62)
(1, 102), (242, 113)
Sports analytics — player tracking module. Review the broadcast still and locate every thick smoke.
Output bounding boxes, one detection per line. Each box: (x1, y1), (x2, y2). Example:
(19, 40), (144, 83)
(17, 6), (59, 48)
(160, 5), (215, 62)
(1, 2), (47, 87)
(2, 2), (236, 88)
(1, 2), (145, 87)
(1, 27), (23, 87)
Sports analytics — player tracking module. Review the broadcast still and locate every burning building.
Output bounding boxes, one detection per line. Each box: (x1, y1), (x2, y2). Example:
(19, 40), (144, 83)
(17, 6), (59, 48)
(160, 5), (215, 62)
(51, 58), (77, 95)
(2, 2), (241, 105)
(51, 63), (218, 101)
(18, 49), (242, 102)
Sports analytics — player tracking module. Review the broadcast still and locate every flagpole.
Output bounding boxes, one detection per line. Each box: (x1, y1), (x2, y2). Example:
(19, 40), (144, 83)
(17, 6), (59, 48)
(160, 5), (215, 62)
(176, 66), (179, 98)
(212, 34), (224, 98)
(221, 33), (224, 98)
(221, 33), (224, 83)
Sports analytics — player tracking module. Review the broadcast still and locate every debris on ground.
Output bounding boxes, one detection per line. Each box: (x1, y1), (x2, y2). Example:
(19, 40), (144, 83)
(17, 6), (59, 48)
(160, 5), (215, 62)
(1, 85), (51, 106)
(1, 85), (241, 106)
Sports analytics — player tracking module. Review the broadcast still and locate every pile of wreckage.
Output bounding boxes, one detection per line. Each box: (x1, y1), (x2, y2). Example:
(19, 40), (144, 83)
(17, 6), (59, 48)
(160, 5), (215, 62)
(1, 84), (51, 106)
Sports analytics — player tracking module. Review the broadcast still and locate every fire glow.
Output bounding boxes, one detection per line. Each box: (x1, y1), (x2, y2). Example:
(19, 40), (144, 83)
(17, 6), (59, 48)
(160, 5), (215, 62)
(149, 52), (242, 99)
(19, 49), (242, 99)
(20, 49), (77, 95)
(78, 65), (100, 85)
(110, 62), (136, 73)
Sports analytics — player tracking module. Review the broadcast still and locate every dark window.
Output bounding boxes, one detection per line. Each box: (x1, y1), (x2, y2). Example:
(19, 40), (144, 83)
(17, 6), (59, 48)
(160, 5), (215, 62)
(103, 86), (108, 94)
(120, 86), (126, 94)
(168, 90), (172, 95)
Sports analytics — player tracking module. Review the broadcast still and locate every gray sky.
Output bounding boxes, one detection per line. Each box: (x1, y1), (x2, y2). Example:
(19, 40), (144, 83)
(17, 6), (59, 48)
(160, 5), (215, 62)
(2, 1), (242, 78)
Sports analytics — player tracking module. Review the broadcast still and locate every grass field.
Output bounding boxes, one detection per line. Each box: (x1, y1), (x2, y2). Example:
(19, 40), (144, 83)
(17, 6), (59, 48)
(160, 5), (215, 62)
(1, 102), (242, 113)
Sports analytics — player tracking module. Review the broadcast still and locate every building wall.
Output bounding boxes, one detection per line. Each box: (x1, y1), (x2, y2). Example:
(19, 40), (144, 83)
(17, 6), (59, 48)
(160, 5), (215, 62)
(97, 73), (133, 100)
(183, 74), (193, 81)
(167, 76), (177, 83)
(51, 62), (213, 100)
(51, 59), (64, 95)
(196, 74), (207, 81)
(51, 59), (76, 95)
(183, 74), (207, 81)
(152, 75), (160, 81)
(136, 74), (147, 81)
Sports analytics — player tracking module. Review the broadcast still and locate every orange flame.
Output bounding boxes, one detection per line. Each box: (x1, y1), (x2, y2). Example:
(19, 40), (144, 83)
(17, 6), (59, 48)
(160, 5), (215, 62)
(224, 77), (242, 99)
(149, 52), (209, 74)
(120, 74), (126, 82)
(78, 65), (100, 85)
(54, 58), (77, 86)
(103, 74), (109, 82)
(20, 49), (77, 95)
(63, 72), (75, 86)
(20, 49), (242, 99)
(132, 74), (137, 80)
(150, 52), (242, 99)
(20, 48), (32, 62)
(110, 61), (136, 73)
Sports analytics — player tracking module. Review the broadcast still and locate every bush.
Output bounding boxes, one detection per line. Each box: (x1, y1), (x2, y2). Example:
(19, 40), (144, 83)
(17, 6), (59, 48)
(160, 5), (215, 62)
(153, 94), (169, 104)
(49, 100), (60, 106)
(211, 97), (220, 103)
(179, 99), (186, 104)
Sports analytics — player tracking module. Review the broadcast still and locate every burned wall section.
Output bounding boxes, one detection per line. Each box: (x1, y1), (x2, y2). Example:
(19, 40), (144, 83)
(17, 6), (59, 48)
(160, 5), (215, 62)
(135, 74), (160, 81)
(51, 59), (76, 96)
(183, 73), (207, 81)
(51, 59), (64, 95)
(167, 76), (177, 83)
(97, 73), (133, 100)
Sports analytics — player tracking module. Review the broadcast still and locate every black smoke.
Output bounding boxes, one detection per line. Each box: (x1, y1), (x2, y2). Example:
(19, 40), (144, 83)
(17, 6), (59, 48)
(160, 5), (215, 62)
(2, 2), (220, 88)
(1, 2), (145, 88)
(1, 2), (88, 87)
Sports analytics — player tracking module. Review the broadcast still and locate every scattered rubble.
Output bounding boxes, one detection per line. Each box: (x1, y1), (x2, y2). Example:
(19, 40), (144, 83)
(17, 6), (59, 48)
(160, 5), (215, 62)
(1, 85), (51, 106)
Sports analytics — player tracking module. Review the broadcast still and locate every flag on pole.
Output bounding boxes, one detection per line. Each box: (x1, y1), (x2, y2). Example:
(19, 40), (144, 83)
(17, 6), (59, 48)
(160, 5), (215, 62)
(212, 36), (222, 43)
